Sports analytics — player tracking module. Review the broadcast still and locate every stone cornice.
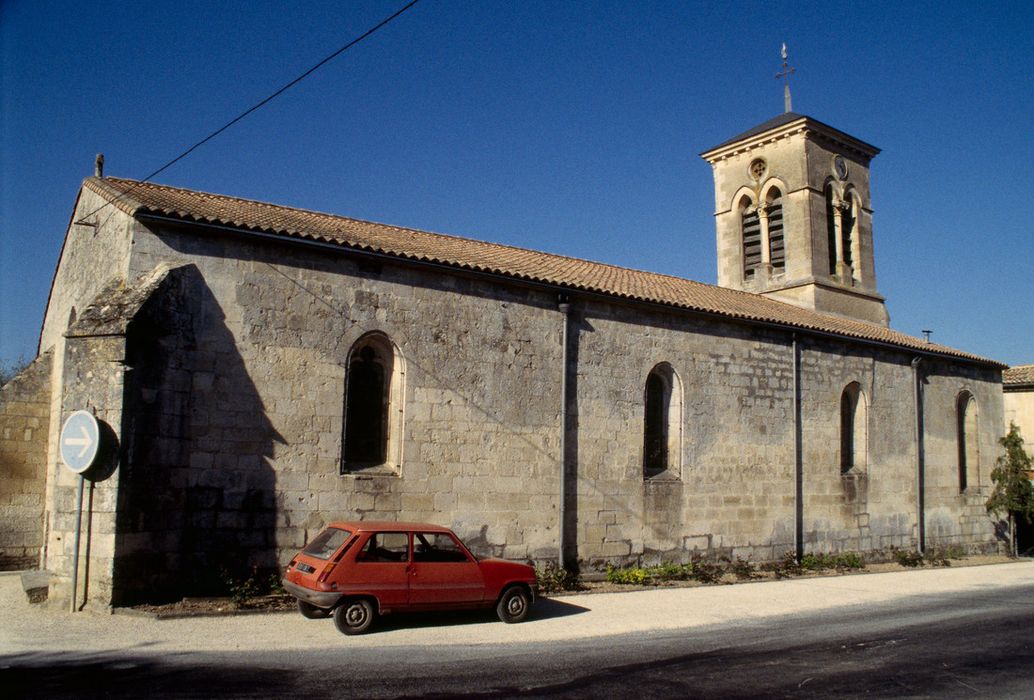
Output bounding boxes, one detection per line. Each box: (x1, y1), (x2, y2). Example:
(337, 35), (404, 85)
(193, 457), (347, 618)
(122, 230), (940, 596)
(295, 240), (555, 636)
(701, 115), (880, 164)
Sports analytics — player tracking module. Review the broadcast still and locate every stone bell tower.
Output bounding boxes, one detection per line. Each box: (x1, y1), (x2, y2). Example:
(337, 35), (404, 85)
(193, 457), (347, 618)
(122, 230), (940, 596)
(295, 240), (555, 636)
(700, 112), (889, 326)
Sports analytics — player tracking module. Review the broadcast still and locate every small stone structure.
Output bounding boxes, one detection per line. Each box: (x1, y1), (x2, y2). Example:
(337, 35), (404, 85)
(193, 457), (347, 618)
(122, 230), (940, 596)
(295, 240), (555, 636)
(0, 353), (52, 570)
(1004, 365), (1034, 451)
(0, 112), (1006, 607)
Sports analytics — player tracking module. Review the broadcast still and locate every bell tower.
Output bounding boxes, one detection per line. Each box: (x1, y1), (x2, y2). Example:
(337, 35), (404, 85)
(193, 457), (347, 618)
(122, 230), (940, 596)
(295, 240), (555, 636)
(700, 113), (889, 326)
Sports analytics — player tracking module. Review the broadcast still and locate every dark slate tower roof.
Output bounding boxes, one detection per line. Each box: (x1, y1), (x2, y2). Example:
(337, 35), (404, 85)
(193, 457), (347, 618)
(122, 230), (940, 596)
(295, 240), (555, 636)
(702, 112), (880, 156)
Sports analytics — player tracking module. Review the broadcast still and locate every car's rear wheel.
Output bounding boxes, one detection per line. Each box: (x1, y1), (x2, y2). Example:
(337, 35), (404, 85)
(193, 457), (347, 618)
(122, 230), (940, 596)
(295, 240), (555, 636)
(333, 598), (375, 635)
(496, 585), (530, 623)
(297, 600), (331, 619)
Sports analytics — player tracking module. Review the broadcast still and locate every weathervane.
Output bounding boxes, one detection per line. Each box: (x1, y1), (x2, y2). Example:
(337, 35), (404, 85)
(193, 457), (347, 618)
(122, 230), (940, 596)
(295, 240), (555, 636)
(776, 42), (795, 113)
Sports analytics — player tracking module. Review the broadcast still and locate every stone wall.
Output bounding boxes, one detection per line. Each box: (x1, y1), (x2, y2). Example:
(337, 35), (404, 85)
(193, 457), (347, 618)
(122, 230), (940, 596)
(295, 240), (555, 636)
(0, 352), (52, 570)
(124, 219), (1002, 582)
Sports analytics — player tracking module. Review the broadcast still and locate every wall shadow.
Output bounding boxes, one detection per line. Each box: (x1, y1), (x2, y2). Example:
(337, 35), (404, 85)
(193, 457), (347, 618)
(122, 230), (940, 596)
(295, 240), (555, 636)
(113, 265), (283, 604)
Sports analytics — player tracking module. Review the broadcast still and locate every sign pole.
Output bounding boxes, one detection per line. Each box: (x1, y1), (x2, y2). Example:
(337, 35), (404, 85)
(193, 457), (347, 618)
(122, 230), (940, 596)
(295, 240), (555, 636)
(70, 474), (85, 612)
(60, 410), (102, 613)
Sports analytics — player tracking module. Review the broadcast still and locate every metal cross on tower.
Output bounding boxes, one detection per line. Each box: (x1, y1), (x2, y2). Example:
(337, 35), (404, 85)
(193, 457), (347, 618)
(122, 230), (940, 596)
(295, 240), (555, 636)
(776, 42), (796, 113)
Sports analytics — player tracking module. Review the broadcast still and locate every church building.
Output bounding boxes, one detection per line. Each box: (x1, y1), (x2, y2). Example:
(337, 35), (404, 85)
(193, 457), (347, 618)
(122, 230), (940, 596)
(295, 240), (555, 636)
(0, 112), (1005, 606)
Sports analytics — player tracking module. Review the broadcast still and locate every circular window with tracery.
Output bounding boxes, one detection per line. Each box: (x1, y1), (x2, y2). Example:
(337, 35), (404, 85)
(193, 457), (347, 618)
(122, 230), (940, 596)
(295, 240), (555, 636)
(749, 158), (767, 181)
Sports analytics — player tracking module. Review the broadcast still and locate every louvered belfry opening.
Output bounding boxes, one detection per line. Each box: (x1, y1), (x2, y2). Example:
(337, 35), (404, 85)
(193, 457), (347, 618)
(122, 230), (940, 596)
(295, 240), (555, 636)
(841, 197), (855, 270)
(825, 185), (838, 275)
(742, 204), (761, 279)
(767, 195), (785, 273)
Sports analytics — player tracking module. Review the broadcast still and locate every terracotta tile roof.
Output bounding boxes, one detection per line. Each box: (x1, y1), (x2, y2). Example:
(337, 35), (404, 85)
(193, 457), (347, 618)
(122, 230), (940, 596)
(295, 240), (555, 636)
(82, 177), (1002, 367)
(1004, 365), (1034, 386)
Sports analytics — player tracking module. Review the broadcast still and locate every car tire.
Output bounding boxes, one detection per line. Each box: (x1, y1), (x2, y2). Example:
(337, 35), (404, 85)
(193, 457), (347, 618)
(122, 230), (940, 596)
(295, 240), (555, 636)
(496, 585), (530, 624)
(333, 598), (375, 635)
(297, 600), (331, 619)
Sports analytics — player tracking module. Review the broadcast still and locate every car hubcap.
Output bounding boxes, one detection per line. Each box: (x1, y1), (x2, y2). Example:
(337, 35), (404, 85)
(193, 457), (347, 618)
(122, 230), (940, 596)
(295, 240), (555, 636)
(507, 596), (525, 616)
(347, 605), (367, 626)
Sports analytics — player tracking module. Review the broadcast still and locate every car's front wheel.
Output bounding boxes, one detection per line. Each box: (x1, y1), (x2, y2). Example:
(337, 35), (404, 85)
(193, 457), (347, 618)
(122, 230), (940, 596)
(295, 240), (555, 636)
(333, 598), (376, 635)
(297, 600), (331, 619)
(496, 585), (530, 623)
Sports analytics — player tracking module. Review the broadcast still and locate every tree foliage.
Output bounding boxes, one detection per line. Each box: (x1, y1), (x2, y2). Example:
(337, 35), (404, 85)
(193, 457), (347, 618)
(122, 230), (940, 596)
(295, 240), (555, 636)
(986, 423), (1034, 555)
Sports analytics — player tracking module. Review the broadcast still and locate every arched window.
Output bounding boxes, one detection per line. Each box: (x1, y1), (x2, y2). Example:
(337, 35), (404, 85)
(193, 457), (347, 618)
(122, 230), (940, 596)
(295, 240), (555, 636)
(740, 195), (761, 280)
(643, 363), (682, 479)
(766, 187), (785, 273)
(957, 391), (977, 492)
(342, 332), (405, 473)
(840, 382), (867, 474)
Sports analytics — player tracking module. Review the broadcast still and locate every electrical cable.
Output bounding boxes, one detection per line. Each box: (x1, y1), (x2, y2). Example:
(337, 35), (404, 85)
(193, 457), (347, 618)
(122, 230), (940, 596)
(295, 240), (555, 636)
(76, 0), (423, 224)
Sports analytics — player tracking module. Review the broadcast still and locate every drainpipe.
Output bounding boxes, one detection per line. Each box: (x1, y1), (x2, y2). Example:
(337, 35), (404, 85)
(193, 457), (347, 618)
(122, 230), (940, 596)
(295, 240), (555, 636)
(557, 295), (571, 570)
(912, 356), (925, 554)
(792, 334), (804, 563)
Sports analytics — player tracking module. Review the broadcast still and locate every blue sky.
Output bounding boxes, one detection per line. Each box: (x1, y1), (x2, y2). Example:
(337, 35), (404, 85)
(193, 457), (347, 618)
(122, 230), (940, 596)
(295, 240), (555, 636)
(2, 1), (1032, 367)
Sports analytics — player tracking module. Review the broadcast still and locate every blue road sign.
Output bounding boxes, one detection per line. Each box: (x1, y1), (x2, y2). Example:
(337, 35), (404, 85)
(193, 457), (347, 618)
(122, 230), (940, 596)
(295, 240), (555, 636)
(60, 410), (100, 474)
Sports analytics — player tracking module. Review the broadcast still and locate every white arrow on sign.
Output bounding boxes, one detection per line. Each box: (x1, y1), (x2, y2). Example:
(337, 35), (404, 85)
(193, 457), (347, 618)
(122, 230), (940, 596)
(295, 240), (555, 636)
(64, 424), (94, 459)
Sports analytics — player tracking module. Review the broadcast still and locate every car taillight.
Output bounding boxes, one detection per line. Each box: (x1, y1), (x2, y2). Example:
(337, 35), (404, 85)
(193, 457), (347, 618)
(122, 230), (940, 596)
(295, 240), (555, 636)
(286, 558), (297, 572)
(317, 561), (337, 583)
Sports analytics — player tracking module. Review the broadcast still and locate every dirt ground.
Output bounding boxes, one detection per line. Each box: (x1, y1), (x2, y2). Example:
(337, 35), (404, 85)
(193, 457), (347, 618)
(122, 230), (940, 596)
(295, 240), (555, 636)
(123, 554), (1015, 619)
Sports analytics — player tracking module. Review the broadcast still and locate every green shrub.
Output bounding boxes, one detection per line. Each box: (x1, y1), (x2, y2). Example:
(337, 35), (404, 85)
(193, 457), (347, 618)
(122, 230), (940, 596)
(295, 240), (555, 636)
(223, 567), (285, 607)
(653, 562), (694, 581)
(728, 556), (758, 580)
(536, 562), (582, 593)
(891, 547), (925, 568)
(606, 566), (649, 585)
(800, 551), (865, 572)
(690, 557), (725, 584)
(762, 551), (802, 578)
(831, 552), (865, 570)
(925, 545), (965, 566)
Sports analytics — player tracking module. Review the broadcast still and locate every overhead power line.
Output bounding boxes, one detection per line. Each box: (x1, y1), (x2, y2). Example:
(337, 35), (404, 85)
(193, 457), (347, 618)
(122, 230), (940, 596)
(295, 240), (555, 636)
(77, 0), (423, 224)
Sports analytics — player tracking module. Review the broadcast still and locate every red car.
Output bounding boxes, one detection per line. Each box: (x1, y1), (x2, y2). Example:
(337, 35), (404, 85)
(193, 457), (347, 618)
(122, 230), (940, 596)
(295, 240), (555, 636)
(282, 521), (537, 635)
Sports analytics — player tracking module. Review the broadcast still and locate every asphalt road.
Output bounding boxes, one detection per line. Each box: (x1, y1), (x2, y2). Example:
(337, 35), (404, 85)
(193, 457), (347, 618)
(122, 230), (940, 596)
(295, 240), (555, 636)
(3, 563), (1034, 698)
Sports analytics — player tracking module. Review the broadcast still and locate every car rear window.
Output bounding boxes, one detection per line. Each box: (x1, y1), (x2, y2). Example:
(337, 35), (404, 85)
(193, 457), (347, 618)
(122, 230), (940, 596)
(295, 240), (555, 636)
(302, 528), (352, 560)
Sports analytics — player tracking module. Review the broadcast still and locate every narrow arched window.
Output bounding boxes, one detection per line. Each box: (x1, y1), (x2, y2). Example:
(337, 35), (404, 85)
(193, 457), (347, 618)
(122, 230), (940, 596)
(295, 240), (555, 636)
(766, 188), (785, 273)
(957, 391), (977, 492)
(740, 196), (761, 280)
(644, 373), (668, 473)
(342, 333), (405, 473)
(840, 382), (867, 474)
(643, 363), (682, 479)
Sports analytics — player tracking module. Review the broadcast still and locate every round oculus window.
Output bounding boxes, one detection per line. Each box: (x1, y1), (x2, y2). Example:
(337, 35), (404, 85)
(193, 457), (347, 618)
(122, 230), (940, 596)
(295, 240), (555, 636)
(748, 158), (767, 181)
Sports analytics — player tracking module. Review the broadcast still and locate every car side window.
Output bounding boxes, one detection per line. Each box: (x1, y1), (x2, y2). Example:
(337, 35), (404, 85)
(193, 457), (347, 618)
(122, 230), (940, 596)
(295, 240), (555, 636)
(357, 532), (409, 563)
(413, 532), (471, 563)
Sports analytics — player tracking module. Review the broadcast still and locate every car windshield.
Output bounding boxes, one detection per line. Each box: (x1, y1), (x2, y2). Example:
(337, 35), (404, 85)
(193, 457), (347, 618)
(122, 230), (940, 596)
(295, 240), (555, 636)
(302, 528), (352, 560)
